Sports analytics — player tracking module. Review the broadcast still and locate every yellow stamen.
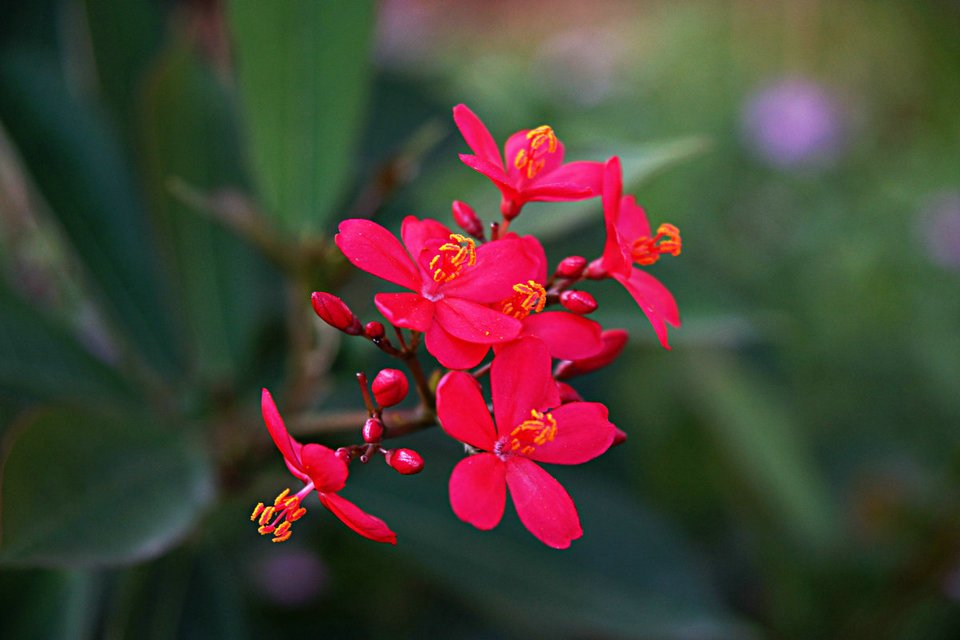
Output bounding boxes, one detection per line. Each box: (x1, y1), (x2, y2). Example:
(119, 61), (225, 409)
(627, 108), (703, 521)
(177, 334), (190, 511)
(251, 488), (306, 543)
(514, 125), (559, 179)
(497, 281), (547, 320)
(630, 223), (682, 266)
(429, 233), (477, 283)
(509, 409), (558, 456)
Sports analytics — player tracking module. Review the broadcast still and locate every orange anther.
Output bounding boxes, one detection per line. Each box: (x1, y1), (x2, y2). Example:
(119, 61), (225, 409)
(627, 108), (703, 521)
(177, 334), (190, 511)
(252, 488), (307, 543)
(630, 223), (682, 266)
(514, 125), (559, 179)
(509, 409), (558, 455)
(497, 281), (547, 320)
(429, 234), (477, 283)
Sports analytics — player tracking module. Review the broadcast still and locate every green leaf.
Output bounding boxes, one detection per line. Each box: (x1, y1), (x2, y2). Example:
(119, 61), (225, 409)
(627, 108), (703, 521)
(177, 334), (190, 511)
(0, 568), (101, 640)
(350, 454), (757, 639)
(0, 49), (183, 377)
(0, 285), (139, 411)
(0, 409), (214, 567)
(517, 136), (710, 242)
(139, 44), (283, 386)
(685, 351), (836, 550)
(228, 0), (377, 236)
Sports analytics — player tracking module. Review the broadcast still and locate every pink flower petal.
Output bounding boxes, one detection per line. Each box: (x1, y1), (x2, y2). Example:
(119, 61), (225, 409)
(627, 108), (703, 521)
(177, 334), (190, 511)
(614, 270), (680, 349)
(424, 322), (491, 369)
(504, 130), (567, 186)
(300, 443), (349, 493)
(491, 337), (560, 434)
(261, 388), (305, 474)
(400, 215), (454, 265)
(436, 371), (497, 450)
(434, 298), (522, 344)
(524, 402), (615, 465)
(453, 104), (503, 167)
(616, 195), (652, 246)
(539, 160), (604, 196)
(505, 457), (582, 549)
(318, 492), (397, 545)
(335, 219), (422, 291)
(442, 236), (541, 303)
(520, 182), (595, 202)
(458, 154), (515, 196)
(374, 292), (435, 332)
(520, 312), (603, 361)
(601, 157), (630, 277)
(449, 453), (506, 530)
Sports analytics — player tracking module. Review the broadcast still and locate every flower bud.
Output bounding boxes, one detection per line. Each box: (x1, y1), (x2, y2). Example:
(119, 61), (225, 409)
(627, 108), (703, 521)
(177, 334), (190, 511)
(371, 368), (409, 407)
(452, 201), (484, 240)
(612, 427), (628, 447)
(385, 448), (424, 475)
(556, 255), (586, 279)
(362, 417), (384, 443)
(559, 290), (598, 315)
(364, 321), (385, 339)
(311, 292), (361, 335)
(335, 447), (352, 464)
(557, 382), (582, 404)
(584, 258), (607, 280)
(554, 329), (629, 379)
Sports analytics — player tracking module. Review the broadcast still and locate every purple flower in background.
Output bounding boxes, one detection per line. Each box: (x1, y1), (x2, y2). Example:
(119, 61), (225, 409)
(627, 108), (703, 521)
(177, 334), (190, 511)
(918, 192), (960, 270)
(742, 77), (845, 169)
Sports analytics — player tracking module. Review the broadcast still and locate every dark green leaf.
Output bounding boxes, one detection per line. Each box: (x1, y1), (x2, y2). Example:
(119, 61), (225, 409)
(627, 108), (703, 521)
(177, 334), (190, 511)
(0, 285), (139, 410)
(0, 49), (183, 377)
(0, 409), (214, 566)
(228, 0), (377, 235)
(0, 568), (101, 640)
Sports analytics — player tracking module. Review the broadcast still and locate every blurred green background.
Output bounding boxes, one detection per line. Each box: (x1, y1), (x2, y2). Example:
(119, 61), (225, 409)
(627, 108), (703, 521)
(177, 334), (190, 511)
(1, 1), (959, 638)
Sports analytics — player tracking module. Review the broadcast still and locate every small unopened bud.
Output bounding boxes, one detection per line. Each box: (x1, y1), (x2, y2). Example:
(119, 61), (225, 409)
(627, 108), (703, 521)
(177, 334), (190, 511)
(335, 447), (352, 464)
(452, 201), (484, 240)
(556, 255), (587, 279)
(557, 382), (582, 404)
(554, 329), (629, 379)
(559, 290), (598, 315)
(585, 258), (607, 280)
(612, 427), (628, 447)
(362, 417), (384, 443)
(371, 368), (409, 407)
(385, 448), (424, 475)
(364, 321), (385, 339)
(311, 292), (361, 335)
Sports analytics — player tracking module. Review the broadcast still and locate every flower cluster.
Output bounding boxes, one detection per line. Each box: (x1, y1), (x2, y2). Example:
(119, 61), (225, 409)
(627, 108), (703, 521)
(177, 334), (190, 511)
(252, 104), (682, 548)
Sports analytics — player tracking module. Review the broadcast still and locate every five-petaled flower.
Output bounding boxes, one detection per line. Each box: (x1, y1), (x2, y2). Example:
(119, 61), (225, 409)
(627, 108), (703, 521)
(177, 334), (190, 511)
(252, 389), (396, 544)
(596, 156), (681, 349)
(437, 337), (616, 548)
(454, 104), (604, 221)
(335, 216), (540, 369)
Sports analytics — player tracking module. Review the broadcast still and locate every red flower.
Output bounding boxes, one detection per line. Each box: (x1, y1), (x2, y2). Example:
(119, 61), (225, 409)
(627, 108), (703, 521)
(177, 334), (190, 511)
(454, 104), (604, 220)
(335, 216), (540, 369)
(597, 156), (681, 349)
(489, 236), (604, 361)
(251, 389), (396, 545)
(436, 338), (616, 548)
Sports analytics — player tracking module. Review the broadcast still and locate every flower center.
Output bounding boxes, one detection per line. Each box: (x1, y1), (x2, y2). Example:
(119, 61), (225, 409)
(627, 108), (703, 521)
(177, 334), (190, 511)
(514, 125), (559, 179)
(251, 486), (310, 543)
(495, 280), (547, 320)
(630, 223), (682, 266)
(508, 409), (558, 456)
(428, 234), (477, 283)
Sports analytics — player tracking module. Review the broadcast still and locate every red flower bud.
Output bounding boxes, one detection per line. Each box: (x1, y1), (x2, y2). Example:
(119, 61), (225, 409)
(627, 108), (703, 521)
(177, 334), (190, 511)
(362, 417), (384, 443)
(452, 201), (484, 240)
(364, 321), (385, 339)
(311, 292), (361, 335)
(385, 448), (424, 475)
(612, 427), (628, 447)
(556, 255), (586, 279)
(335, 447), (352, 464)
(371, 368), (409, 407)
(559, 290), (598, 315)
(554, 329), (629, 379)
(584, 258), (607, 280)
(557, 382), (582, 404)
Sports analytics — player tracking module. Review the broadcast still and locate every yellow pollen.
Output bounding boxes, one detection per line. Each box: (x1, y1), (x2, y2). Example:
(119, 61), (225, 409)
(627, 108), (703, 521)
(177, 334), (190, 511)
(513, 125), (559, 179)
(429, 233), (477, 283)
(630, 223), (682, 266)
(509, 409), (558, 456)
(497, 280), (547, 320)
(251, 488), (305, 543)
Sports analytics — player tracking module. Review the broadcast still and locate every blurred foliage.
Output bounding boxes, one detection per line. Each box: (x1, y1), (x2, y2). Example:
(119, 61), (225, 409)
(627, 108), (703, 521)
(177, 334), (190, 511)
(1, 0), (959, 638)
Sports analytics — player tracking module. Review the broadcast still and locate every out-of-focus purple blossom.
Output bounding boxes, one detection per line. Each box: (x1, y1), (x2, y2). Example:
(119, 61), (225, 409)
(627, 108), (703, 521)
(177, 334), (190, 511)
(918, 192), (960, 270)
(741, 77), (846, 169)
(251, 547), (328, 607)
